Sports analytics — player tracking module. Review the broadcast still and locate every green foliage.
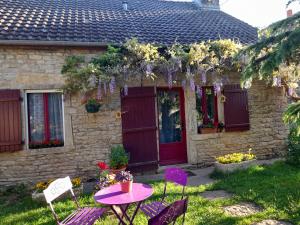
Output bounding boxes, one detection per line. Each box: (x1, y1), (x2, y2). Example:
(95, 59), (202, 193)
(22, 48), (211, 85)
(1, 162), (300, 224)
(283, 102), (300, 135)
(216, 153), (256, 164)
(61, 46), (121, 94)
(240, 13), (300, 89)
(109, 145), (129, 169)
(61, 38), (242, 96)
(286, 126), (300, 166)
(86, 98), (101, 106)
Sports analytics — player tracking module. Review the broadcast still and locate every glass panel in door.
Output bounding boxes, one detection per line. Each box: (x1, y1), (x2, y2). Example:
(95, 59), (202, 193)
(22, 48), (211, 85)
(158, 90), (182, 144)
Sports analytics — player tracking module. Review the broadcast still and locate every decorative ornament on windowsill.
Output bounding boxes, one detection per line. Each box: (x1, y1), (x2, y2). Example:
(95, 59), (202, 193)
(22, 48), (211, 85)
(85, 98), (101, 113)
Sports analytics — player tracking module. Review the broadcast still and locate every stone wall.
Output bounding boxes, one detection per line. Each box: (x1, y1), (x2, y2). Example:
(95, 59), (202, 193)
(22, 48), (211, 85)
(0, 46), (289, 186)
(185, 77), (289, 166)
(0, 46), (122, 186)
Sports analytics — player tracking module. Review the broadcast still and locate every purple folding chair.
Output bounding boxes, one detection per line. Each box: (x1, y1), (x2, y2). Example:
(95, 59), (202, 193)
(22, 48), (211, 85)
(148, 198), (188, 225)
(43, 176), (106, 225)
(141, 168), (188, 218)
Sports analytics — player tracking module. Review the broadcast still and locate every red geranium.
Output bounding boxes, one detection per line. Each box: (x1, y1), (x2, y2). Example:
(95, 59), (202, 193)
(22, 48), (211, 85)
(97, 162), (108, 170)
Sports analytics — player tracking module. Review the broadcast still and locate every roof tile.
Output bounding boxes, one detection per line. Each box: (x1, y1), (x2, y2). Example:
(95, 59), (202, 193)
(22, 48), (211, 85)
(0, 0), (258, 45)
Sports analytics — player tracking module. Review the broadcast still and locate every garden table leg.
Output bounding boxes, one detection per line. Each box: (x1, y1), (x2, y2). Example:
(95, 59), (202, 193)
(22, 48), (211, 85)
(118, 204), (130, 225)
(110, 205), (127, 225)
(128, 201), (143, 225)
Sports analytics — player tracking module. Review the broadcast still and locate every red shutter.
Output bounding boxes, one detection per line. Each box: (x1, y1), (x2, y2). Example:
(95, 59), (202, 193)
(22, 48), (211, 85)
(0, 90), (23, 152)
(223, 84), (250, 132)
(121, 87), (158, 172)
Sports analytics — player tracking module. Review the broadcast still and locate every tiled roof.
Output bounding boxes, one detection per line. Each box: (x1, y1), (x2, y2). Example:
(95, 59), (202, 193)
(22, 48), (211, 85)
(0, 0), (258, 46)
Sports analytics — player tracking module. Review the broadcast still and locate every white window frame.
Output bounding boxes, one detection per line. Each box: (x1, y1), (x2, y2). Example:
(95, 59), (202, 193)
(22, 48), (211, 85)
(24, 90), (65, 149)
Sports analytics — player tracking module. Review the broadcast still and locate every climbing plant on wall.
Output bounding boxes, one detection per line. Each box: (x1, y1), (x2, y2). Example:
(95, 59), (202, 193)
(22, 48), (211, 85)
(61, 38), (242, 101)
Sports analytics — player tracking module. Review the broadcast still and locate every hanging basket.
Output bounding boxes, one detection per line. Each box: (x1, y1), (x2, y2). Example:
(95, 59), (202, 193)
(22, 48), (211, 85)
(85, 103), (101, 113)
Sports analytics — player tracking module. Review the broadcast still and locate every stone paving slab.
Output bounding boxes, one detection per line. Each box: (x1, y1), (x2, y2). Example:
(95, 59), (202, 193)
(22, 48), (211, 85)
(223, 202), (262, 217)
(253, 220), (293, 225)
(135, 166), (215, 186)
(200, 190), (233, 200)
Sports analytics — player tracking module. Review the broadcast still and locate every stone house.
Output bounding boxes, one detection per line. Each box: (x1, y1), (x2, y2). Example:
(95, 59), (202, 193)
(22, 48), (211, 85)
(0, 0), (288, 186)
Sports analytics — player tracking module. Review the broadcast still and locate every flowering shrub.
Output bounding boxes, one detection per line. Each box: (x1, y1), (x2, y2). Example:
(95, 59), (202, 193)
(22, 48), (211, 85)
(216, 153), (256, 164)
(97, 162), (108, 170)
(115, 171), (133, 183)
(34, 177), (81, 193)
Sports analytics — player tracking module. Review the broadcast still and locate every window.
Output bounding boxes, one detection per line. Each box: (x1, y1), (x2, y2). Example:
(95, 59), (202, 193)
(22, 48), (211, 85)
(27, 92), (64, 149)
(196, 86), (219, 134)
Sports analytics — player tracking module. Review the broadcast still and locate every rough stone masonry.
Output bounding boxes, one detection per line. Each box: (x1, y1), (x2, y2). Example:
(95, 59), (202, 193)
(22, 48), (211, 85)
(0, 46), (289, 186)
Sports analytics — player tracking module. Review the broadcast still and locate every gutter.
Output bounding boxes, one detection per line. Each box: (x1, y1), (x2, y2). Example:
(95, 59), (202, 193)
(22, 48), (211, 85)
(0, 40), (110, 47)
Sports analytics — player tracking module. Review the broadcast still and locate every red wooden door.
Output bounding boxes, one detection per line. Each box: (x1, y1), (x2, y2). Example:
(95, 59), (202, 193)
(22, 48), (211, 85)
(157, 87), (187, 165)
(121, 87), (158, 172)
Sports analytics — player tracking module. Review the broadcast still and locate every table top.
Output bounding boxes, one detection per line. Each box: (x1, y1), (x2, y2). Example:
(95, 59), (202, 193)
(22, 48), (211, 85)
(94, 183), (153, 205)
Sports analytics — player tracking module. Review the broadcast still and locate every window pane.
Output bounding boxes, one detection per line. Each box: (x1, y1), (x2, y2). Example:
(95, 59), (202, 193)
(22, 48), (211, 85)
(158, 90), (182, 144)
(28, 93), (45, 142)
(48, 93), (64, 142)
(196, 87), (216, 128)
(205, 88), (215, 124)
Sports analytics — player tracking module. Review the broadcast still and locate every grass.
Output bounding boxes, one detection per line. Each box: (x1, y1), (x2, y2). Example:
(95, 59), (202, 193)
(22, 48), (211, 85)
(0, 161), (299, 225)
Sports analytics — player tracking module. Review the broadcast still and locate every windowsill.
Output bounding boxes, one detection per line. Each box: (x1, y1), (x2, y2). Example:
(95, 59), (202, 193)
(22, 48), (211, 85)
(191, 132), (223, 141)
(25, 145), (75, 153)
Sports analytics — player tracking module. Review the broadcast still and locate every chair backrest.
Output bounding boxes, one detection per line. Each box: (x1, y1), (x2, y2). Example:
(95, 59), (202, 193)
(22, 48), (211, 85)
(164, 168), (188, 186)
(148, 198), (188, 225)
(43, 176), (73, 204)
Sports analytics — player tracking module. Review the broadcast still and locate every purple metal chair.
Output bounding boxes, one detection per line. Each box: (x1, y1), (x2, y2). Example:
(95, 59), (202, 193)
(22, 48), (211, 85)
(141, 168), (188, 218)
(148, 198), (188, 225)
(43, 176), (106, 225)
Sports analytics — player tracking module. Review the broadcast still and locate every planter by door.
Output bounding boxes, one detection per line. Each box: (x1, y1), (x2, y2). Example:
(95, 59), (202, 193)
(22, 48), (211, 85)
(157, 88), (187, 165)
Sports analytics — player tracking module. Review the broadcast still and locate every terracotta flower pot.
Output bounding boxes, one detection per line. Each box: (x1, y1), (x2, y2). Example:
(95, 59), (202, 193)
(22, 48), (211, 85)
(109, 166), (127, 175)
(120, 180), (133, 193)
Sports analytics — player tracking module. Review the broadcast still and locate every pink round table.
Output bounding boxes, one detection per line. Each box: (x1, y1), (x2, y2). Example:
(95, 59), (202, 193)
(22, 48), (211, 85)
(94, 183), (153, 225)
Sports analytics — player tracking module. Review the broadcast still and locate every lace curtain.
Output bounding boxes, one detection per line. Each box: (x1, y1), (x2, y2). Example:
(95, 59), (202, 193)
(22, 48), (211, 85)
(28, 93), (63, 142)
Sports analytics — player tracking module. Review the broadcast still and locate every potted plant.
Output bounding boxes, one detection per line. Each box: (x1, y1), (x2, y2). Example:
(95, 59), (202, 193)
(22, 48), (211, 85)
(200, 122), (217, 134)
(85, 98), (101, 113)
(214, 152), (256, 173)
(109, 145), (129, 174)
(115, 171), (133, 193)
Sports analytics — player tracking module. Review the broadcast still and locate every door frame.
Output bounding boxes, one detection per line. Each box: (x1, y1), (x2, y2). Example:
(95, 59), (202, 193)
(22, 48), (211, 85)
(156, 87), (188, 165)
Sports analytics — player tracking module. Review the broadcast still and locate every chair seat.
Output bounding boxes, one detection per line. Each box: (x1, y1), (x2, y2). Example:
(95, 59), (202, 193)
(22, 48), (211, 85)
(61, 207), (106, 225)
(141, 201), (169, 218)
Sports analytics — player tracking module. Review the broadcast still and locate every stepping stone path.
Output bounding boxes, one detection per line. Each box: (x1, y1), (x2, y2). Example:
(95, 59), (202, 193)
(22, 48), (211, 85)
(253, 220), (293, 225)
(200, 190), (233, 200)
(223, 202), (262, 217)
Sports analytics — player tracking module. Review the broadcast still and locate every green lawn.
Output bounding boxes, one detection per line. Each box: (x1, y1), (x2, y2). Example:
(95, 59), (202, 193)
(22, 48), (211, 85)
(1, 161), (299, 225)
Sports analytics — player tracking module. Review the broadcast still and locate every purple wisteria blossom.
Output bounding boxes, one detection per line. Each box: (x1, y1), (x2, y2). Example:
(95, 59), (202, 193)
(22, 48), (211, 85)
(146, 64), (152, 76)
(181, 79), (187, 90)
(196, 85), (202, 97)
(168, 70), (173, 89)
(201, 72), (207, 84)
(288, 87), (294, 96)
(103, 82), (107, 95)
(109, 77), (116, 94)
(124, 84), (128, 96)
(96, 80), (102, 100)
(190, 77), (195, 92)
(273, 76), (282, 87)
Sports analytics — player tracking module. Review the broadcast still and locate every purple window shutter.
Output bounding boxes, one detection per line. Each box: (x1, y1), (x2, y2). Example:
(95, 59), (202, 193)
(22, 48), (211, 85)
(223, 84), (250, 132)
(0, 90), (23, 152)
